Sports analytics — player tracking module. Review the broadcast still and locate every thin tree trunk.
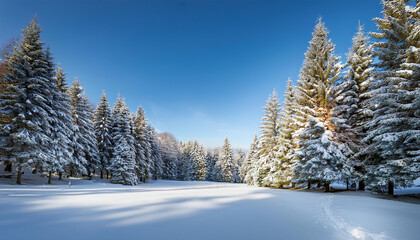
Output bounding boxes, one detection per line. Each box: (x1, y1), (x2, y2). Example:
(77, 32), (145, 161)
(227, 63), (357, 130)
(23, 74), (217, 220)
(4, 162), (12, 172)
(48, 171), (52, 184)
(324, 183), (330, 192)
(388, 181), (394, 195)
(307, 181), (311, 189)
(358, 180), (365, 191)
(59, 172), (62, 180)
(292, 182), (296, 188)
(106, 171), (109, 179)
(100, 170), (103, 179)
(17, 170), (22, 185)
(279, 185), (283, 189)
(346, 180), (349, 190)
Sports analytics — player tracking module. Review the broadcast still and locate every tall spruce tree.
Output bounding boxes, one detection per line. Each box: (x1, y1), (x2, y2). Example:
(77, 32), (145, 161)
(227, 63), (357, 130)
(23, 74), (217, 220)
(332, 25), (374, 189)
(94, 92), (113, 179)
(363, 0), (420, 194)
(0, 18), (56, 184)
(109, 96), (138, 185)
(293, 19), (347, 189)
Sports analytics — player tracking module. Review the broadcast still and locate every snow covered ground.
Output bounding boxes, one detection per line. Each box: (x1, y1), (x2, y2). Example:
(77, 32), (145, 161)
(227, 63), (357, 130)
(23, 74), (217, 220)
(1, 177), (419, 240)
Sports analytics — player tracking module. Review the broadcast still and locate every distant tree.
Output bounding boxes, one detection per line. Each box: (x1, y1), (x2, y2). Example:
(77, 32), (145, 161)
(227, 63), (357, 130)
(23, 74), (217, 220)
(242, 134), (259, 184)
(158, 132), (180, 180)
(94, 92), (113, 179)
(215, 137), (234, 182)
(68, 79), (99, 177)
(132, 106), (151, 182)
(233, 149), (245, 183)
(109, 96), (138, 185)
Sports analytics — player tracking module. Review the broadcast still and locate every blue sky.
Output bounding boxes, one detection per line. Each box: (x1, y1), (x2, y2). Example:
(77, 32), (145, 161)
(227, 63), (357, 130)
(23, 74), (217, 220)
(0, 0), (382, 149)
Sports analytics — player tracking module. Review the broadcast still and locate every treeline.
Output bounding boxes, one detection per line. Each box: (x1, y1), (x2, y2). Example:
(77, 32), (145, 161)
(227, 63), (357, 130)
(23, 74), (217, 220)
(0, 18), (246, 185)
(241, 0), (419, 194)
(159, 135), (246, 183)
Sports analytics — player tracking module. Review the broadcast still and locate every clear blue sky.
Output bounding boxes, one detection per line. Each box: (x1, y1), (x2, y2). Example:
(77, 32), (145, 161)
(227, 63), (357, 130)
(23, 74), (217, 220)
(0, 0), (382, 149)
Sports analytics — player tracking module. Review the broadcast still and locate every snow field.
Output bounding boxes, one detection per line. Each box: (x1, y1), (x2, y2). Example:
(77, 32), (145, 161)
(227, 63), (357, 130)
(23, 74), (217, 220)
(1, 179), (419, 240)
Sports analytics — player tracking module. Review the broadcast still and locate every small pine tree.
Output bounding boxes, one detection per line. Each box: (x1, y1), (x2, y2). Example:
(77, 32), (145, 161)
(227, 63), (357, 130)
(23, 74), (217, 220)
(242, 134), (259, 185)
(158, 132), (180, 180)
(215, 137), (234, 182)
(233, 149), (245, 183)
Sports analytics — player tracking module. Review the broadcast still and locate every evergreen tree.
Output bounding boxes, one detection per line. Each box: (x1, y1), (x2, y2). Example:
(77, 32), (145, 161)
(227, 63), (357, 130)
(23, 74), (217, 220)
(205, 148), (218, 181)
(264, 79), (297, 188)
(109, 96), (138, 185)
(332, 25), (374, 189)
(242, 134), (259, 184)
(194, 142), (207, 181)
(132, 106), (151, 182)
(94, 92), (113, 179)
(42, 49), (74, 183)
(233, 149), (245, 183)
(215, 137), (234, 182)
(363, 0), (420, 194)
(254, 90), (281, 186)
(68, 79), (99, 177)
(294, 118), (351, 191)
(158, 132), (180, 180)
(147, 125), (163, 180)
(0, 18), (56, 184)
(293, 19), (345, 189)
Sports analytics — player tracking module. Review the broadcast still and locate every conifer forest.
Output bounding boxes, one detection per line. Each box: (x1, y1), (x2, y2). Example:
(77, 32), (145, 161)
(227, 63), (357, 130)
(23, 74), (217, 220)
(0, 1), (419, 240)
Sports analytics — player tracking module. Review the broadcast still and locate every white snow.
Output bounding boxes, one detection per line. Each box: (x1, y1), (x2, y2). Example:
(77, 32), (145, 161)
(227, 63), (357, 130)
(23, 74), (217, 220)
(1, 177), (419, 240)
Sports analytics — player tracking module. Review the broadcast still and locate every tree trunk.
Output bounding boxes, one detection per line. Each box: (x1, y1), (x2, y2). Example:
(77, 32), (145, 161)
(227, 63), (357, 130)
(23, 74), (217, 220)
(4, 162), (12, 172)
(100, 170), (103, 179)
(307, 181), (311, 189)
(292, 182), (296, 188)
(17, 170), (22, 185)
(388, 181), (394, 195)
(324, 183), (330, 192)
(48, 171), (52, 184)
(358, 180), (365, 191)
(59, 172), (62, 180)
(106, 171), (109, 179)
(346, 180), (349, 190)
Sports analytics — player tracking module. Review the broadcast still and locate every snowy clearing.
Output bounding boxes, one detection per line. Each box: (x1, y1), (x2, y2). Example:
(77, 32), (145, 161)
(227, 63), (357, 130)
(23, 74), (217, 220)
(1, 178), (420, 240)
